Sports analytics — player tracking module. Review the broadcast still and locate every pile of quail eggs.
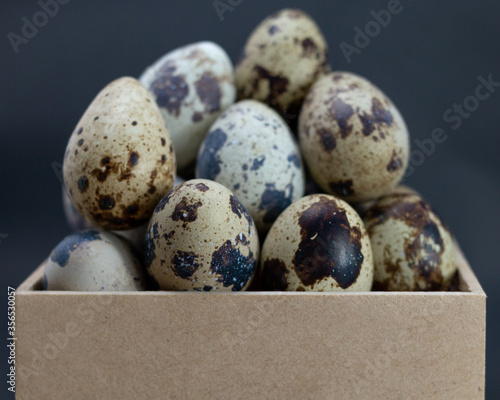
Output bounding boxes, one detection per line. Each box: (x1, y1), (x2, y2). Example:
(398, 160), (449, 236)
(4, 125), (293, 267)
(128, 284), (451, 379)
(43, 8), (457, 293)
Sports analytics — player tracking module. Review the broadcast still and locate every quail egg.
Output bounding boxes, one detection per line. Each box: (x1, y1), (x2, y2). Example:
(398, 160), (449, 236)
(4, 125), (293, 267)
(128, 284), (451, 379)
(261, 194), (373, 291)
(299, 71), (410, 203)
(140, 41), (236, 170)
(63, 77), (176, 230)
(196, 100), (305, 236)
(235, 8), (329, 124)
(363, 192), (456, 291)
(43, 230), (146, 291)
(145, 179), (259, 291)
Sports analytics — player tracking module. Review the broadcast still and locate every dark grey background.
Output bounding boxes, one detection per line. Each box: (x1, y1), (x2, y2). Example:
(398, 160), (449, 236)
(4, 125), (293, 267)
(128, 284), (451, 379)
(1, 0), (498, 398)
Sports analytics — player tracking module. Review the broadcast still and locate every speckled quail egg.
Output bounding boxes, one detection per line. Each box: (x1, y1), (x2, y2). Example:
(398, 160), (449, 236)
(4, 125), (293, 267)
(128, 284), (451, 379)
(261, 194), (373, 291)
(63, 77), (176, 230)
(145, 179), (259, 291)
(196, 100), (305, 236)
(62, 184), (149, 252)
(299, 71), (410, 203)
(363, 192), (456, 291)
(235, 8), (329, 124)
(140, 41), (236, 170)
(43, 230), (146, 291)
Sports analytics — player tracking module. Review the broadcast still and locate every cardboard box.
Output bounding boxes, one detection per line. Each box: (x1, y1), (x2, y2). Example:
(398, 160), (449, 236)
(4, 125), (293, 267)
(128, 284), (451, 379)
(16, 245), (485, 400)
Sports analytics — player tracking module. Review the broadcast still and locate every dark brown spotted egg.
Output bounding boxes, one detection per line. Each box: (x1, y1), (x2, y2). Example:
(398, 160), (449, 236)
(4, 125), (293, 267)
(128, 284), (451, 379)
(63, 77), (176, 231)
(299, 71), (410, 203)
(140, 41), (236, 170)
(363, 192), (456, 291)
(235, 8), (329, 123)
(43, 230), (146, 291)
(261, 194), (373, 291)
(145, 179), (259, 291)
(195, 100), (305, 236)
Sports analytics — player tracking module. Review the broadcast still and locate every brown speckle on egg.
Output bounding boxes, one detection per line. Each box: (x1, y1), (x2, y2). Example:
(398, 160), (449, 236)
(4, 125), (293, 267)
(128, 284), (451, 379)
(328, 179), (355, 197)
(261, 258), (289, 290)
(195, 72), (221, 113)
(150, 61), (189, 117)
(78, 176), (89, 193)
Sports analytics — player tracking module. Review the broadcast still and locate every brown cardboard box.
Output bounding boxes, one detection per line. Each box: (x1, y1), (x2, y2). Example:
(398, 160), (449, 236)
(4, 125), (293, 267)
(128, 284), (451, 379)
(16, 245), (485, 400)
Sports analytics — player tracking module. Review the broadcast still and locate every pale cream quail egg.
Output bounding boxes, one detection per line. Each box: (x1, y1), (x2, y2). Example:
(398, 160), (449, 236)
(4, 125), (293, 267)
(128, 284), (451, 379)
(63, 77), (176, 230)
(299, 71), (410, 203)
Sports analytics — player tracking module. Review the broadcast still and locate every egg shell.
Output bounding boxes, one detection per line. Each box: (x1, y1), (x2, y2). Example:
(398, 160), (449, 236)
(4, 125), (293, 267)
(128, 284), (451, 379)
(195, 100), (305, 235)
(363, 192), (456, 291)
(63, 77), (176, 230)
(140, 41), (236, 170)
(299, 71), (410, 203)
(235, 8), (329, 121)
(261, 194), (374, 291)
(145, 179), (259, 291)
(43, 230), (146, 291)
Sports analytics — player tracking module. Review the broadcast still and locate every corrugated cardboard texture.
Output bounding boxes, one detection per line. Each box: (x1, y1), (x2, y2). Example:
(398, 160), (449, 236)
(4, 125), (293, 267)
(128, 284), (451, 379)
(16, 247), (485, 400)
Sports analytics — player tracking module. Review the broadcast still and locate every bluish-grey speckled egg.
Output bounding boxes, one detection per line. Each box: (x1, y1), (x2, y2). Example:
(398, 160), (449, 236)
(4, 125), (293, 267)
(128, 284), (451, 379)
(145, 179), (259, 291)
(140, 41), (236, 170)
(195, 100), (305, 235)
(43, 230), (146, 291)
